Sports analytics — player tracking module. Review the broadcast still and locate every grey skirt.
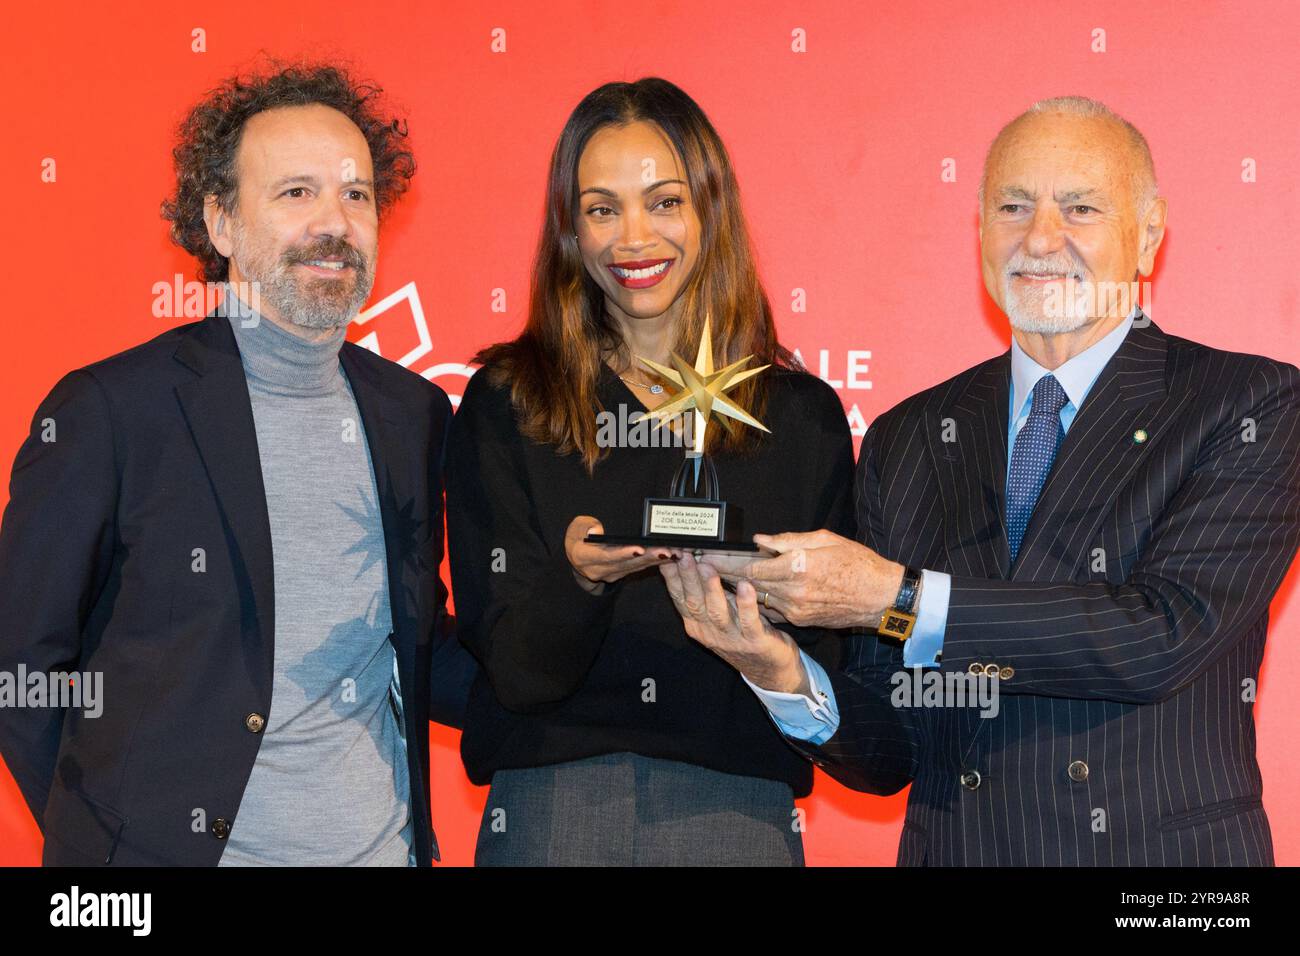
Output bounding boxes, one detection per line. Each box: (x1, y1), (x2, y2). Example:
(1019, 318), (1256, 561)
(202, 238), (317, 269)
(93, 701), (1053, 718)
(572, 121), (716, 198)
(474, 751), (805, 866)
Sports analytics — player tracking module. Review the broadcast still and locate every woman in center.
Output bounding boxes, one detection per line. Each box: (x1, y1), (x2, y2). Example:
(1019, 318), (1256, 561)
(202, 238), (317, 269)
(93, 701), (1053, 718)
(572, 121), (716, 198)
(445, 77), (853, 866)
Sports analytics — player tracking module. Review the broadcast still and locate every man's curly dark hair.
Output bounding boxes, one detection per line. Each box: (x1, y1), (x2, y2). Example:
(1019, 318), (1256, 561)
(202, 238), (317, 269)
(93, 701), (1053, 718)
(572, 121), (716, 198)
(161, 61), (416, 282)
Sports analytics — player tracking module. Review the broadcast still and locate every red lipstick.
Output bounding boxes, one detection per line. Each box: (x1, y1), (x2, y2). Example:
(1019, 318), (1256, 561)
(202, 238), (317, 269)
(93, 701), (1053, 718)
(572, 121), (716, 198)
(607, 258), (674, 289)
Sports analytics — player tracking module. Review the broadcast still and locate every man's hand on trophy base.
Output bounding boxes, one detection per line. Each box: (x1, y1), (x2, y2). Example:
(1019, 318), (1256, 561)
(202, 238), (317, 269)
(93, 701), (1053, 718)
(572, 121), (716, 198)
(698, 529), (904, 630)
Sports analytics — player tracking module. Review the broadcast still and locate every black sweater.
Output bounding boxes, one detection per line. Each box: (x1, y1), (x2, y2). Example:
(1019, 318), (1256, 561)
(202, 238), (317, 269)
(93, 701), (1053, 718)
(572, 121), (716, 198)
(444, 361), (854, 797)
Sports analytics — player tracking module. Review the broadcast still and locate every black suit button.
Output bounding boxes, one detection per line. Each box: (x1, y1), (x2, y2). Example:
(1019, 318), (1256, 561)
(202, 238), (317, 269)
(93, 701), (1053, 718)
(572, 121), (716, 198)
(982, 664), (1001, 678)
(212, 818), (231, 840)
(1067, 760), (1089, 782)
(245, 713), (266, 734)
(960, 770), (982, 791)
(998, 666), (1015, 680)
(967, 662), (984, 675)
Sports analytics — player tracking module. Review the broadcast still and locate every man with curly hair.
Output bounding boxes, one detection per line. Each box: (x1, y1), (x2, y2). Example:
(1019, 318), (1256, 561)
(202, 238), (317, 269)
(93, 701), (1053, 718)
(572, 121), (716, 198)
(0, 62), (476, 866)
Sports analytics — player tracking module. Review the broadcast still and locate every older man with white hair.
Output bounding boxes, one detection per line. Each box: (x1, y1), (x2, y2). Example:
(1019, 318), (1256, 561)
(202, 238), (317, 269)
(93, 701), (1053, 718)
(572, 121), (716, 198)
(659, 96), (1300, 866)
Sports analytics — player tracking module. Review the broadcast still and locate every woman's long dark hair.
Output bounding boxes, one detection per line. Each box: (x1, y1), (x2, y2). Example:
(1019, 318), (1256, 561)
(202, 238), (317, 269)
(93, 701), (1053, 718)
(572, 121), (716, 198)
(476, 76), (800, 474)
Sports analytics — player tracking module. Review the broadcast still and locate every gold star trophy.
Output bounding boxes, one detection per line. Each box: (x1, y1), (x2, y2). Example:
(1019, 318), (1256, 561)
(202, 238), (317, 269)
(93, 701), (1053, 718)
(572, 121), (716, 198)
(585, 315), (770, 554)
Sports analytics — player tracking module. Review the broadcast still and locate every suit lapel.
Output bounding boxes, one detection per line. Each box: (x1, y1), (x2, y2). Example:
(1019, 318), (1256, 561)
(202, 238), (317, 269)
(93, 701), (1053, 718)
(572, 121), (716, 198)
(925, 354), (1012, 579)
(918, 354), (1010, 764)
(173, 313), (276, 695)
(1010, 318), (1188, 581)
(172, 313), (420, 695)
(339, 344), (418, 654)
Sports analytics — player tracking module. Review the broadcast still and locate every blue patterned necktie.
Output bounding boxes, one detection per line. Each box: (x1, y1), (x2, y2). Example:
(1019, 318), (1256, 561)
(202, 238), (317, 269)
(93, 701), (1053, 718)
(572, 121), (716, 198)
(1006, 374), (1069, 562)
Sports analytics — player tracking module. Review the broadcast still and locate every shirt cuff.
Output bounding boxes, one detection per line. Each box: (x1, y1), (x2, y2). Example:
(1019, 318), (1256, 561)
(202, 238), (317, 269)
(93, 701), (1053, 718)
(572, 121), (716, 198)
(902, 569), (950, 668)
(743, 649), (840, 744)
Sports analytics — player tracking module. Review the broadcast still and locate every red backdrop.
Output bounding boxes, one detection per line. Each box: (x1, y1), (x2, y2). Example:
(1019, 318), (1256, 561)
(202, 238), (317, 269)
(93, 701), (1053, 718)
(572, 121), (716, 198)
(2, 0), (1297, 866)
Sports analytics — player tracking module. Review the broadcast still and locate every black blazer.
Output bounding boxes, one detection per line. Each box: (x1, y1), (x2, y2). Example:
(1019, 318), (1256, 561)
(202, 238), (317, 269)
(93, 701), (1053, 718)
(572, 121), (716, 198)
(0, 312), (476, 865)
(798, 319), (1300, 865)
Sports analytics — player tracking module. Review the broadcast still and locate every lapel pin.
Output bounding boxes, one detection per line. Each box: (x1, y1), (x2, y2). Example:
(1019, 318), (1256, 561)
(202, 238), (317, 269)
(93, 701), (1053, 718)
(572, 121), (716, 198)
(1132, 428), (1148, 444)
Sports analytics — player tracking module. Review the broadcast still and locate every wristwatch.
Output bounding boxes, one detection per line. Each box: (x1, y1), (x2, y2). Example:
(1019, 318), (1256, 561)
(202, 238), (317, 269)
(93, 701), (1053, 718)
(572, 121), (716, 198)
(877, 565), (922, 640)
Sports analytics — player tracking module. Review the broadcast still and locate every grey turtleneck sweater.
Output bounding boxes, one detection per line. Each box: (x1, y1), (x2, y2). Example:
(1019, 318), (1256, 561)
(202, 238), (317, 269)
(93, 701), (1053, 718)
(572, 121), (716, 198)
(218, 306), (413, 867)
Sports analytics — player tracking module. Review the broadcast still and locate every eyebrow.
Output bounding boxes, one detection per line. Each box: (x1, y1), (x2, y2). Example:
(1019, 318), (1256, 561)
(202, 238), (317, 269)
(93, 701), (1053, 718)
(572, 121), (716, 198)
(995, 186), (1103, 203)
(579, 178), (688, 199)
(268, 175), (375, 190)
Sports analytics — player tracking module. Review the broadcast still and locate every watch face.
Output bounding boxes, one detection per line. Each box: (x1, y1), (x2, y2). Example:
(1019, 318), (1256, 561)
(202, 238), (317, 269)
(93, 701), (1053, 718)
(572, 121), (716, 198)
(879, 610), (917, 641)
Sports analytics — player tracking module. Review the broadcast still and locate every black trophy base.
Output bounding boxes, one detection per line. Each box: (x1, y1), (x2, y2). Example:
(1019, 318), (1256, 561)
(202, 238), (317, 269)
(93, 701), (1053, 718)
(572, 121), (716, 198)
(587, 452), (758, 555)
(584, 533), (761, 555)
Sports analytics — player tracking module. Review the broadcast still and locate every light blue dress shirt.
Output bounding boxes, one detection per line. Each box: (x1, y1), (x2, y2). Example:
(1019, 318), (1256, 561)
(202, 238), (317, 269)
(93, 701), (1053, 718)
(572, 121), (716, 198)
(747, 310), (1138, 743)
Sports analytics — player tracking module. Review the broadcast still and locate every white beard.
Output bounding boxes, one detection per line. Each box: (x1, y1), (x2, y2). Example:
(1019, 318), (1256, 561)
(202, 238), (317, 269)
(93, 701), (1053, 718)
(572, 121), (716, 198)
(1003, 277), (1092, 334)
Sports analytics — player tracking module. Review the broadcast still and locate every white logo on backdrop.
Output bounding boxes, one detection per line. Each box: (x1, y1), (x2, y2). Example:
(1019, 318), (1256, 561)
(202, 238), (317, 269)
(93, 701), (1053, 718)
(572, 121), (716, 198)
(351, 284), (871, 429)
(351, 282), (477, 407)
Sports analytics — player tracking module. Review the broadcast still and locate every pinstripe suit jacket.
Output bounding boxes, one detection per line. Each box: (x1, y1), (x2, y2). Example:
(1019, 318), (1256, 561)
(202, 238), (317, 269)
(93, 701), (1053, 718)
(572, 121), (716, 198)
(797, 319), (1300, 866)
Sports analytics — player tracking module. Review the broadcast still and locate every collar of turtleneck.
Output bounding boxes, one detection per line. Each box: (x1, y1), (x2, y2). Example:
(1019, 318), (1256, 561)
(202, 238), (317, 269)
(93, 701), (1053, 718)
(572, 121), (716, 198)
(224, 294), (348, 397)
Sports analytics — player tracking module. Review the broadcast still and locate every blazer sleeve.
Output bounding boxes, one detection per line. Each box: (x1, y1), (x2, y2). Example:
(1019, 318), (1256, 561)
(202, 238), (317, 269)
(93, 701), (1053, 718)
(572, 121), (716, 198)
(940, 359), (1300, 704)
(784, 389), (920, 794)
(426, 389), (478, 729)
(444, 371), (622, 714)
(0, 370), (120, 829)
